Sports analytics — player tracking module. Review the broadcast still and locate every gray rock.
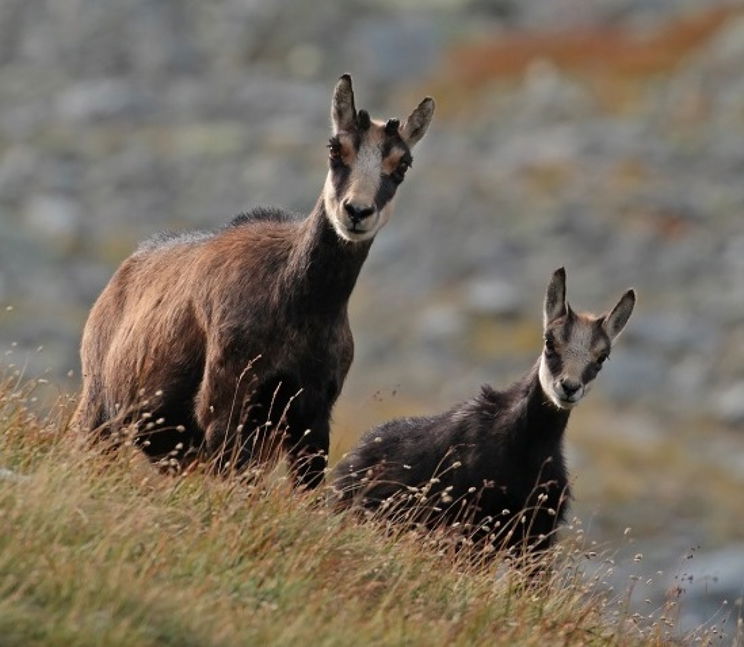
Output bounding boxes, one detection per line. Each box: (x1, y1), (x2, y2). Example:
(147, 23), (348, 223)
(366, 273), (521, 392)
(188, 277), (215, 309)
(666, 545), (744, 633)
(516, 59), (596, 123)
(0, 146), (38, 200)
(416, 304), (466, 343)
(626, 313), (717, 355)
(0, 468), (29, 483)
(344, 16), (443, 85)
(489, 124), (585, 173)
(56, 79), (148, 122)
(24, 194), (82, 247)
(599, 350), (669, 403)
(710, 381), (744, 426)
(669, 356), (711, 400)
(464, 276), (523, 318)
(704, 14), (744, 66)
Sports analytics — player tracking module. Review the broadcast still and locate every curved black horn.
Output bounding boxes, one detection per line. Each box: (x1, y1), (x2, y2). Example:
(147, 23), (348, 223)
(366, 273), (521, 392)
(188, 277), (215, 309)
(357, 109), (371, 131)
(385, 118), (400, 136)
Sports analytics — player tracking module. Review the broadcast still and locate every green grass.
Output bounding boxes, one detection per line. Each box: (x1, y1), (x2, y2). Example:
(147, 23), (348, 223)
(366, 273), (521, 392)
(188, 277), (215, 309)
(0, 375), (721, 646)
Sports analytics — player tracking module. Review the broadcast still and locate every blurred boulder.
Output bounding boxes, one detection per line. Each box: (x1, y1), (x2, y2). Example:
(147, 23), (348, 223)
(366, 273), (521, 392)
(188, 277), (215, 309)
(416, 304), (467, 344)
(668, 545), (744, 631)
(710, 381), (744, 426)
(23, 194), (82, 252)
(56, 79), (149, 123)
(464, 275), (523, 318)
(599, 350), (669, 403)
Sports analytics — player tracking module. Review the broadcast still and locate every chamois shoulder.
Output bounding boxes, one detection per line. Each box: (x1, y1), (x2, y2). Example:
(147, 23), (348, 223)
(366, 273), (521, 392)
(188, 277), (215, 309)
(227, 206), (301, 228)
(360, 413), (442, 444)
(135, 229), (215, 254)
(134, 207), (300, 255)
(449, 383), (518, 426)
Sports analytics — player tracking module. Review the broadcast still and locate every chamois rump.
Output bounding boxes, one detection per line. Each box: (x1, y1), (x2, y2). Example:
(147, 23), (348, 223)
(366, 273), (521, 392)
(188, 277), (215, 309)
(74, 75), (435, 487)
(333, 268), (636, 552)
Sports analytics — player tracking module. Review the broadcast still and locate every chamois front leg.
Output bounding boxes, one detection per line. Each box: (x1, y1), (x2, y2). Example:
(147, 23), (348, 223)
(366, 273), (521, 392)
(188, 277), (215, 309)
(73, 385), (107, 439)
(285, 416), (330, 489)
(195, 349), (261, 473)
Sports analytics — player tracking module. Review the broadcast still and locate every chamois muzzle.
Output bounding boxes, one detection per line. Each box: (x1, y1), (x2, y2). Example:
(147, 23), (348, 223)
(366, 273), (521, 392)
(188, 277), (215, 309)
(344, 201), (376, 224)
(555, 378), (583, 404)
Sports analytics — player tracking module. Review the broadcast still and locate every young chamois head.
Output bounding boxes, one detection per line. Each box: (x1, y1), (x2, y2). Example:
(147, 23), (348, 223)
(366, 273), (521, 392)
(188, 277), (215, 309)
(324, 74), (435, 242)
(539, 268), (636, 409)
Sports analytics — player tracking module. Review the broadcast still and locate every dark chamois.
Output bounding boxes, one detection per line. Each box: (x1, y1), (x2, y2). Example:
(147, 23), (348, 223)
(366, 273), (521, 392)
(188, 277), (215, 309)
(333, 268), (635, 552)
(74, 75), (435, 486)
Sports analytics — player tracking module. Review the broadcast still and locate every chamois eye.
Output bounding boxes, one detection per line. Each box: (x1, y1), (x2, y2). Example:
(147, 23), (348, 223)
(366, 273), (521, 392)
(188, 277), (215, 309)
(544, 338), (557, 357)
(596, 352), (609, 367)
(391, 160), (410, 185)
(327, 138), (342, 164)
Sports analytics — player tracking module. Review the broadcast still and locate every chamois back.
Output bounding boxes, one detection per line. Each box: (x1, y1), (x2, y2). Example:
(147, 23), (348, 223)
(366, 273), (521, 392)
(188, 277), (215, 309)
(333, 268), (635, 551)
(74, 75), (435, 488)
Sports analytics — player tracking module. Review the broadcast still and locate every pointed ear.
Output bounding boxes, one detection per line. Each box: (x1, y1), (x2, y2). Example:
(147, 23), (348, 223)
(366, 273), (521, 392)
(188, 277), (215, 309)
(400, 97), (435, 147)
(603, 289), (636, 342)
(544, 267), (567, 328)
(331, 74), (356, 134)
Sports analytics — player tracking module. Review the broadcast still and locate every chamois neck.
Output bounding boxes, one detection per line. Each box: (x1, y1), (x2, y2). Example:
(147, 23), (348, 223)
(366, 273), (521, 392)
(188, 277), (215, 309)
(516, 360), (571, 441)
(284, 197), (372, 316)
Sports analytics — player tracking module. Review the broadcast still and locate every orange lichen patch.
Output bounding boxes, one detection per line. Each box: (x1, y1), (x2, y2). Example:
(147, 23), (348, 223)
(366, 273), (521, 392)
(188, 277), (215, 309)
(468, 317), (541, 359)
(619, 202), (696, 239)
(449, 7), (738, 84)
(425, 6), (741, 116)
(611, 158), (654, 188)
(519, 161), (576, 195)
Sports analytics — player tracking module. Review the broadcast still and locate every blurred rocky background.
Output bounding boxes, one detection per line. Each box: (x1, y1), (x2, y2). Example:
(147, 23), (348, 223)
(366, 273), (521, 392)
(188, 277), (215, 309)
(0, 0), (743, 635)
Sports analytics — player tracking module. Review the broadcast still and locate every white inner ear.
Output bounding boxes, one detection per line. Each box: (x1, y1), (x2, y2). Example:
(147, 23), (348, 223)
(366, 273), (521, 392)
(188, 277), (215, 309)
(333, 111), (354, 135)
(604, 298), (634, 341)
(605, 316), (625, 342)
(543, 298), (566, 329)
(401, 106), (432, 147)
(332, 87), (356, 133)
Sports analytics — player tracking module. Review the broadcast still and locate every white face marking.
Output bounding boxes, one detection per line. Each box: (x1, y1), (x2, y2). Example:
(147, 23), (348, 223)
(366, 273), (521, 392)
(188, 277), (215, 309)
(539, 355), (573, 409)
(324, 124), (397, 243)
(348, 139), (381, 203)
(539, 354), (593, 410)
(538, 269), (634, 411)
(539, 315), (607, 410)
(325, 79), (433, 244)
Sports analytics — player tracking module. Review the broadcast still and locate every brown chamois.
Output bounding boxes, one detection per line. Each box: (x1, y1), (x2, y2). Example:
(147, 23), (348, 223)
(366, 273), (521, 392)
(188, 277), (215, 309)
(74, 75), (435, 486)
(333, 268), (635, 553)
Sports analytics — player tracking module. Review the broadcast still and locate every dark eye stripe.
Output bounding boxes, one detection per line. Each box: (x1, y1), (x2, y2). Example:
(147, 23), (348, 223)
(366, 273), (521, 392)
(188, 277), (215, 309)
(381, 133), (410, 159)
(581, 363), (600, 383)
(331, 164), (351, 197)
(374, 175), (398, 211)
(545, 353), (563, 375)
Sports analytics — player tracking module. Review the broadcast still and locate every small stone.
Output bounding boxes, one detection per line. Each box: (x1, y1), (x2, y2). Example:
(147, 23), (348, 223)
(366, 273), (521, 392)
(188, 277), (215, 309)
(465, 277), (522, 318)
(711, 381), (744, 426)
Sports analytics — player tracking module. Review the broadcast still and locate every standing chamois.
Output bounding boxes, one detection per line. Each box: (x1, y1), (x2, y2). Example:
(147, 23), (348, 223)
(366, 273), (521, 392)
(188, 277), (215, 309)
(74, 75), (435, 487)
(333, 268), (635, 552)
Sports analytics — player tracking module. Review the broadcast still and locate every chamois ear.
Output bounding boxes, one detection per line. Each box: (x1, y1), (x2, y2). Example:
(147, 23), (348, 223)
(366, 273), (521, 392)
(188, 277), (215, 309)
(603, 289), (636, 342)
(400, 97), (435, 147)
(544, 267), (567, 328)
(331, 74), (357, 134)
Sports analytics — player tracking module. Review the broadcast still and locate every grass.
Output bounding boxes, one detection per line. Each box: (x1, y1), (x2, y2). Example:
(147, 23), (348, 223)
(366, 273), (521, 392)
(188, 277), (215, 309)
(0, 374), (729, 646)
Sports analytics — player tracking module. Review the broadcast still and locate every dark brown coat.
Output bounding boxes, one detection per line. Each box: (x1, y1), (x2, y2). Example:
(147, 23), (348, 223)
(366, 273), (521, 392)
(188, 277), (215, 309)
(76, 205), (366, 485)
(74, 76), (435, 487)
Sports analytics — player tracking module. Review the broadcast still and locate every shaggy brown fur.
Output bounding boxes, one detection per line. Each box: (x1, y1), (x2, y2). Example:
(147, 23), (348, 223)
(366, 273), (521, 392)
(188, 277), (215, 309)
(332, 269), (635, 552)
(74, 76), (434, 487)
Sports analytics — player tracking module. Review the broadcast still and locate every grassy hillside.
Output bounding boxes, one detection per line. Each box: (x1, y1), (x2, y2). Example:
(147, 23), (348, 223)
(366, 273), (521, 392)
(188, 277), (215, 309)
(0, 375), (724, 647)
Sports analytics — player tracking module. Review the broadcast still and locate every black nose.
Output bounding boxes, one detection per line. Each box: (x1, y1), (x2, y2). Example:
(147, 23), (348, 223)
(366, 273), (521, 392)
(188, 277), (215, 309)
(560, 379), (581, 397)
(344, 202), (375, 224)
